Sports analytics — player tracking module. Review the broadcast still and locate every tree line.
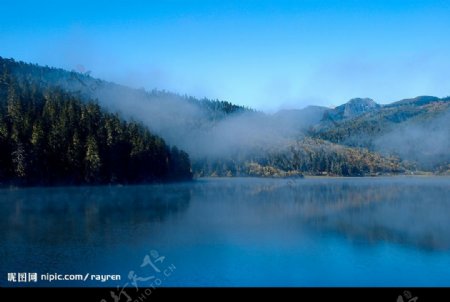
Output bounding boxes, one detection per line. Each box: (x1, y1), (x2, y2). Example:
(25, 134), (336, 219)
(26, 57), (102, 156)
(0, 68), (192, 185)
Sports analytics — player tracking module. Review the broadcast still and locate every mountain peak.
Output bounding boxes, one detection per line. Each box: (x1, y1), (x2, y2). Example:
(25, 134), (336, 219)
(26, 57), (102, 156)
(325, 98), (380, 121)
(346, 97), (377, 106)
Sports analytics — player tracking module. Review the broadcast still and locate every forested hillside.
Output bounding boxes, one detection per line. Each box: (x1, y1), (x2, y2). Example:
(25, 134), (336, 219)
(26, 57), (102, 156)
(0, 62), (192, 185)
(312, 96), (450, 172)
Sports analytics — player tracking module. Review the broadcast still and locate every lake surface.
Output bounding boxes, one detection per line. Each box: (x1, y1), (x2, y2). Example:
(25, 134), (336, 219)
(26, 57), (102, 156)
(1, 177), (449, 287)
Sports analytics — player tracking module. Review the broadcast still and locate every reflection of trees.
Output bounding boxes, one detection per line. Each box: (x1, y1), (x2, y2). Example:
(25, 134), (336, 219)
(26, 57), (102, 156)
(0, 184), (191, 245)
(195, 178), (450, 251)
(1, 178), (448, 252)
(302, 183), (450, 251)
(284, 180), (450, 251)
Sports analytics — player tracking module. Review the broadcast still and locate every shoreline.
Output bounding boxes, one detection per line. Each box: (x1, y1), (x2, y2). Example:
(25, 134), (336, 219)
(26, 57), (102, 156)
(2, 174), (449, 189)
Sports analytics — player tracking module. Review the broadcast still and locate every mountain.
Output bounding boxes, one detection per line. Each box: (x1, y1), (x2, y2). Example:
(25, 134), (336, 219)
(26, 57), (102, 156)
(312, 96), (450, 172)
(1, 56), (448, 179)
(323, 98), (380, 122)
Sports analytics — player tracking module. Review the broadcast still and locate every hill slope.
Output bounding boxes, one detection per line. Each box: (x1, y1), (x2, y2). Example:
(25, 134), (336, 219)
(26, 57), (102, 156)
(0, 62), (192, 185)
(312, 96), (450, 171)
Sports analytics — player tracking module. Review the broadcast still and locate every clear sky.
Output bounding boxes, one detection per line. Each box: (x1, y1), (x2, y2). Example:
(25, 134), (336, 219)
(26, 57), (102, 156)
(1, 0), (450, 111)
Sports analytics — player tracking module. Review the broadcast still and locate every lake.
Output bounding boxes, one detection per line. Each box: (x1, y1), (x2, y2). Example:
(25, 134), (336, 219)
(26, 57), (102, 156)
(1, 177), (449, 287)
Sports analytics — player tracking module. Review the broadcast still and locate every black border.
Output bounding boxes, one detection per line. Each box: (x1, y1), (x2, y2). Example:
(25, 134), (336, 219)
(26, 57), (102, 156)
(1, 287), (446, 302)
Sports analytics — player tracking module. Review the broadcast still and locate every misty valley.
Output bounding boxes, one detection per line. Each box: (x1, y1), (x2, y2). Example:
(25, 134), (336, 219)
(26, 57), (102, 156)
(0, 57), (449, 287)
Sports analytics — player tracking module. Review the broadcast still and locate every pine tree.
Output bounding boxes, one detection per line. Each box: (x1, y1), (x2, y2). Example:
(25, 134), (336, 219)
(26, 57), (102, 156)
(84, 135), (101, 183)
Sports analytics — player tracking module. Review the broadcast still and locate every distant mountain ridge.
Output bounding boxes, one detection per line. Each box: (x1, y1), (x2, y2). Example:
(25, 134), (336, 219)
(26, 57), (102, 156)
(386, 95), (443, 107)
(1, 56), (449, 177)
(312, 95), (450, 172)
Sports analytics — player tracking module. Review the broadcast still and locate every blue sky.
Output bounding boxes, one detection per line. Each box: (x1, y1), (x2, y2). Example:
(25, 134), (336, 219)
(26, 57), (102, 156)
(1, 0), (450, 111)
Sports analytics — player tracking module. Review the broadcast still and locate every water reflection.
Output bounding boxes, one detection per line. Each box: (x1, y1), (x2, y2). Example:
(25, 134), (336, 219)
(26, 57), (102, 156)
(2, 178), (446, 250)
(191, 177), (450, 251)
(1, 177), (449, 286)
(0, 184), (191, 246)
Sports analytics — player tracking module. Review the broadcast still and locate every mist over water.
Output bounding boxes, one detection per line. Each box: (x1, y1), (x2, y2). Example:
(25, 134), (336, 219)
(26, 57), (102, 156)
(1, 177), (449, 286)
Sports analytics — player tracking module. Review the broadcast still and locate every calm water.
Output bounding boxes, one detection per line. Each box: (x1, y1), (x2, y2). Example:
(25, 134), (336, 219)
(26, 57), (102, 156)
(1, 177), (449, 287)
